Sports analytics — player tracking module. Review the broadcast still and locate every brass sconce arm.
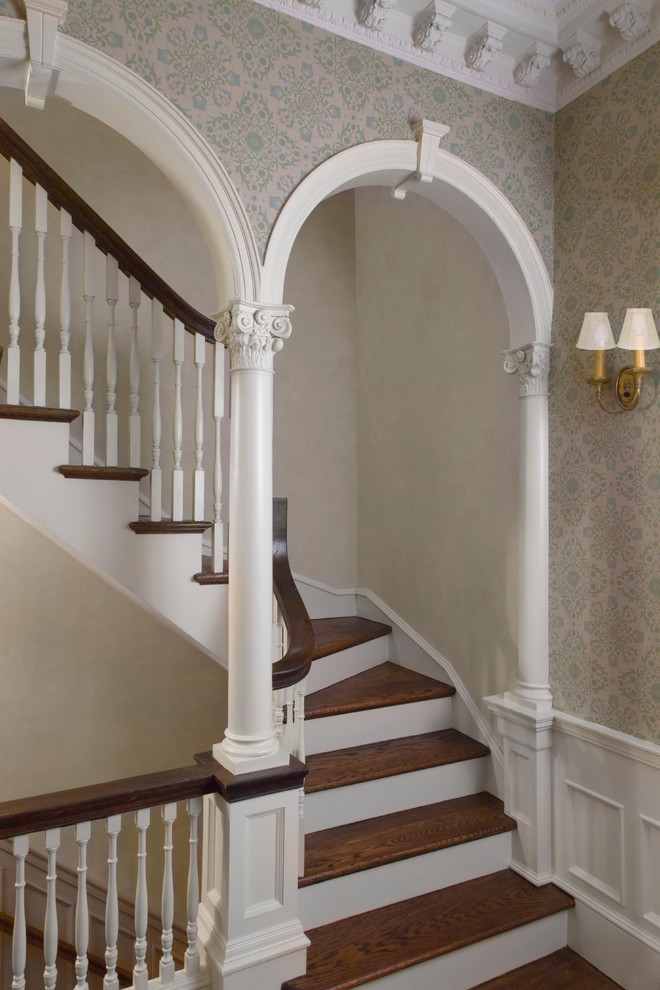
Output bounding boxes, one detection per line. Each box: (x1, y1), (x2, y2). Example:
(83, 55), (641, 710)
(587, 365), (653, 413)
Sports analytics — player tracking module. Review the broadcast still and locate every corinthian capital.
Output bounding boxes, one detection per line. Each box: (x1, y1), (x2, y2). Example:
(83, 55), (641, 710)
(215, 300), (293, 371)
(503, 343), (551, 397)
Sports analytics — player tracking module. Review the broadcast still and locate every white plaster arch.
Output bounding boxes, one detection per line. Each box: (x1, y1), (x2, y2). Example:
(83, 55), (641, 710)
(0, 17), (260, 309)
(262, 136), (552, 350)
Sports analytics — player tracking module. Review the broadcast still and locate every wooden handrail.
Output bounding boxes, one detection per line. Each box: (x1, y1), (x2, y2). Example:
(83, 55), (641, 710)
(272, 497), (315, 692)
(0, 116), (215, 340)
(0, 761), (218, 840)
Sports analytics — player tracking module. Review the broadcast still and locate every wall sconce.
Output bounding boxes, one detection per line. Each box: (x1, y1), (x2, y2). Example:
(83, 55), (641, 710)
(577, 308), (659, 412)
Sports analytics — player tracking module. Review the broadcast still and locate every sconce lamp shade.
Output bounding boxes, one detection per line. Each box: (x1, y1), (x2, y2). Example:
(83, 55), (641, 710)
(618, 309), (660, 351)
(576, 312), (616, 350)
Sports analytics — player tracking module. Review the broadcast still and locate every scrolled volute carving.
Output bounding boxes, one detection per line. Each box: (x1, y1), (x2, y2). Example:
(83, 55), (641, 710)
(503, 343), (551, 397)
(215, 301), (293, 371)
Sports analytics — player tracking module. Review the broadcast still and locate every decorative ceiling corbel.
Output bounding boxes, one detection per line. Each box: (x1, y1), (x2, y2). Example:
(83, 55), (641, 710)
(413, 0), (456, 52)
(561, 30), (601, 78)
(465, 21), (507, 72)
(605, 1), (651, 41)
(513, 41), (554, 88)
(392, 118), (450, 200)
(24, 0), (69, 109)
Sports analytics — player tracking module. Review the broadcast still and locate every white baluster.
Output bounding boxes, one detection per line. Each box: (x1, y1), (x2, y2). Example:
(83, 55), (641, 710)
(285, 688), (294, 754)
(74, 821), (91, 990)
(11, 834), (29, 990)
(211, 343), (225, 572)
(160, 802), (177, 984)
(193, 333), (206, 521)
(82, 231), (96, 465)
(273, 688), (285, 742)
(43, 827), (60, 990)
(150, 299), (163, 521)
(133, 807), (150, 989)
(129, 277), (141, 467)
(185, 797), (202, 976)
(105, 255), (119, 467)
(59, 209), (72, 409)
(104, 815), (122, 990)
(34, 183), (47, 406)
(172, 319), (184, 521)
(6, 159), (22, 405)
(295, 681), (307, 876)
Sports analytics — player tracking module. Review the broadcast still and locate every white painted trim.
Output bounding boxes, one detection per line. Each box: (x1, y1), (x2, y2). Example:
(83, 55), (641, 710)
(555, 872), (660, 954)
(0, 16), (260, 307)
(262, 137), (553, 356)
(355, 584), (504, 769)
(0, 492), (228, 669)
(565, 779), (625, 905)
(553, 710), (660, 770)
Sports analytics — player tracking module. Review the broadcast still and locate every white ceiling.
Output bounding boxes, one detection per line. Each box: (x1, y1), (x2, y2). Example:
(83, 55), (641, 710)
(253, 0), (660, 110)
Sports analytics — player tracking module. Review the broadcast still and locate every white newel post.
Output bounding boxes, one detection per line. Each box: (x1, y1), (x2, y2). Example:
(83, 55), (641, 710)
(486, 341), (554, 885)
(212, 300), (293, 775)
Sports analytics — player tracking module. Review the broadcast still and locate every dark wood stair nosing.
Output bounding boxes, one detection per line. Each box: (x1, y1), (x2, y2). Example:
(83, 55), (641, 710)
(58, 465), (149, 482)
(0, 403), (80, 423)
(305, 661), (456, 721)
(300, 791), (517, 888)
(129, 518), (212, 534)
(304, 728), (490, 794)
(283, 869), (575, 990)
(468, 947), (624, 990)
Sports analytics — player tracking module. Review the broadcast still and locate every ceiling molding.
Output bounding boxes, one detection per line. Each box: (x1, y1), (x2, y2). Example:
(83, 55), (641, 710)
(251, 0), (660, 111)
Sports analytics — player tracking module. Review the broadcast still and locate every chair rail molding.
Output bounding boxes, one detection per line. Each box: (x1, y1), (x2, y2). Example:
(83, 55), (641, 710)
(0, 15), (260, 308)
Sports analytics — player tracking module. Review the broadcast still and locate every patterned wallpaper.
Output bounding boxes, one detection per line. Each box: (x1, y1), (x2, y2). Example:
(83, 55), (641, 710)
(551, 44), (660, 742)
(59, 0), (553, 266)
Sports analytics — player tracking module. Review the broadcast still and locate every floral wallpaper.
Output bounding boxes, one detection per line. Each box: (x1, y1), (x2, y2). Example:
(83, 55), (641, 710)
(58, 0), (553, 265)
(551, 43), (660, 742)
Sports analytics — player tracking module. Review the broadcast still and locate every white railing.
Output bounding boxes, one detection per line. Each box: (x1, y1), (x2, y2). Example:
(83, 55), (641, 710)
(0, 121), (226, 570)
(0, 791), (210, 989)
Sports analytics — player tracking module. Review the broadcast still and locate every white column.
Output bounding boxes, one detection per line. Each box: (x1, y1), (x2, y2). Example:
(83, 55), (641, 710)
(485, 340), (553, 886)
(503, 342), (552, 709)
(213, 300), (292, 774)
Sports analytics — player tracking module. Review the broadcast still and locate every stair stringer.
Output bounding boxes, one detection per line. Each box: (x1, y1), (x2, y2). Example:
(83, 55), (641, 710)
(0, 418), (228, 663)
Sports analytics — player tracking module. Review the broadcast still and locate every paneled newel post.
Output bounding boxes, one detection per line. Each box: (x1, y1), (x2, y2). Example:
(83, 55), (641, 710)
(213, 299), (293, 775)
(198, 303), (309, 990)
(486, 341), (554, 885)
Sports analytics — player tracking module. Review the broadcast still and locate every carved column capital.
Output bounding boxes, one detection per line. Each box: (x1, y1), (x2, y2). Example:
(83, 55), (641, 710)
(214, 300), (293, 372)
(503, 343), (551, 397)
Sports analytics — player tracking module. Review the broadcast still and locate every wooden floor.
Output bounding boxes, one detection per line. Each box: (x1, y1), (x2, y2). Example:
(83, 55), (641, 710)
(469, 947), (624, 989)
(305, 661), (455, 719)
(305, 728), (489, 793)
(283, 870), (574, 990)
(302, 791), (516, 887)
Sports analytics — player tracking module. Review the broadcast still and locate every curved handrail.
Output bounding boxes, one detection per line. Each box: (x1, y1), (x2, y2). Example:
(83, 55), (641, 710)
(272, 497), (315, 692)
(0, 116), (215, 340)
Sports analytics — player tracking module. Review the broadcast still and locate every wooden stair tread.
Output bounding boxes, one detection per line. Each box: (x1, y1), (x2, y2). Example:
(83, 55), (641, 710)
(305, 729), (489, 793)
(306, 661), (454, 720)
(311, 617), (391, 661)
(301, 791), (516, 887)
(129, 518), (212, 534)
(194, 552), (229, 584)
(468, 947), (623, 989)
(58, 465), (149, 482)
(0, 404), (79, 423)
(283, 869), (574, 990)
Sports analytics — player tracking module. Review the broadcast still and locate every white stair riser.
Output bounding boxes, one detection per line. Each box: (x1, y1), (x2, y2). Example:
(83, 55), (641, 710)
(299, 831), (513, 929)
(305, 758), (488, 832)
(307, 637), (389, 694)
(305, 698), (454, 755)
(350, 912), (570, 990)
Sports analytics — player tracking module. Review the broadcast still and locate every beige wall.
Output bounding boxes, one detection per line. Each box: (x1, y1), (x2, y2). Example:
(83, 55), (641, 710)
(354, 187), (519, 709)
(276, 191), (359, 589)
(0, 500), (227, 800)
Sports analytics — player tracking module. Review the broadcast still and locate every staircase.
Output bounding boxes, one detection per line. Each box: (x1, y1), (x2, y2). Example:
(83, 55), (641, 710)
(289, 616), (623, 990)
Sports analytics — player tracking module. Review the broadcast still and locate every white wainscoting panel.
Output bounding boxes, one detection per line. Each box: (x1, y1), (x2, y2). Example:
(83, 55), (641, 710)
(552, 712), (660, 990)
